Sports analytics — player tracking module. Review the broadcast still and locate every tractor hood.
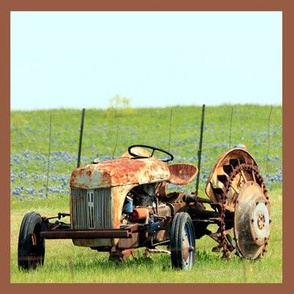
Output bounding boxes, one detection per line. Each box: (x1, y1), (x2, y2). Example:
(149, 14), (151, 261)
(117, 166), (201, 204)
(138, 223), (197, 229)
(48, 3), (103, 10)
(70, 157), (170, 189)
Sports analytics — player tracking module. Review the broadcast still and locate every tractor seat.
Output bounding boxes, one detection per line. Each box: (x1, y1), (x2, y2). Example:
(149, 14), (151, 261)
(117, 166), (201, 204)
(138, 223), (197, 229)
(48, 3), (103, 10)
(167, 163), (198, 185)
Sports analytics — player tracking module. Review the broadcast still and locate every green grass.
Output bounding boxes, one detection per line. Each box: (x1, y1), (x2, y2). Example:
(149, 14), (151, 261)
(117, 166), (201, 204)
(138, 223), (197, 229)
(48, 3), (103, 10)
(10, 191), (282, 283)
(10, 104), (282, 283)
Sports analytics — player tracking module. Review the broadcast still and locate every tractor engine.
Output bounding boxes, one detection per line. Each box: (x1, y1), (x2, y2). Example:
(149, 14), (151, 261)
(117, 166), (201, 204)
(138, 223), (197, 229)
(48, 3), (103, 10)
(120, 183), (174, 245)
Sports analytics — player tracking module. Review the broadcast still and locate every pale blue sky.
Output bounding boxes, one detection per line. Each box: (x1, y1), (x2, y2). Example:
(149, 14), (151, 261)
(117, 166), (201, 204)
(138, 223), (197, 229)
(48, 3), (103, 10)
(10, 11), (282, 110)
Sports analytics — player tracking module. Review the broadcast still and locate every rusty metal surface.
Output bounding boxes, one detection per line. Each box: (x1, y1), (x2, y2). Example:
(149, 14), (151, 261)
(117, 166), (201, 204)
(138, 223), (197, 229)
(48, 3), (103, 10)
(41, 224), (141, 239)
(72, 238), (114, 248)
(117, 232), (141, 249)
(205, 147), (258, 203)
(159, 192), (187, 215)
(157, 204), (172, 218)
(129, 207), (149, 222)
(109, 248), (136, 261)
(168, 163), (198, 185)
(234, 182), (270, 259)
(112, 185), (137, 229)
(70, 157), (170, 189)
(154, 229), (169, 243)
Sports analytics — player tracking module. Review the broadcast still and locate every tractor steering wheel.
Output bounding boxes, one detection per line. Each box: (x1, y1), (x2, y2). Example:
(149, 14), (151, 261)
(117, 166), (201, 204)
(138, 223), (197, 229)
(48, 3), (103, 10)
(128, 144), (174, 162)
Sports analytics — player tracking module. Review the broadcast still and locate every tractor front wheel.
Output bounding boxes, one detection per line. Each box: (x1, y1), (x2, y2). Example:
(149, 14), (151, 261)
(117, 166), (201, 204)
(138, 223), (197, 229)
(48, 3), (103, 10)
(170, 212), (195, 270)
(18, 212), (45, 270)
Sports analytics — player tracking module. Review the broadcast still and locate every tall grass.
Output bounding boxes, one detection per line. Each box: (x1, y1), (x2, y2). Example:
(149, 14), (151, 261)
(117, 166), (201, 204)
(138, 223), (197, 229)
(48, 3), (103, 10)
(10, 104), (282, 283)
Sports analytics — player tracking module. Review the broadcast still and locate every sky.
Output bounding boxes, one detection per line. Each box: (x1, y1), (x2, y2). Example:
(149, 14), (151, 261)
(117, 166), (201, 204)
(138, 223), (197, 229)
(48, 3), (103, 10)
(10, 11), (282, 110)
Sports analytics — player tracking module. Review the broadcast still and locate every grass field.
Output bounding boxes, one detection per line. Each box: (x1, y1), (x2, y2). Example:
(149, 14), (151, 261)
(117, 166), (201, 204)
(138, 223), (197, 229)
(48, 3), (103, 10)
(10, 104), (282, 283)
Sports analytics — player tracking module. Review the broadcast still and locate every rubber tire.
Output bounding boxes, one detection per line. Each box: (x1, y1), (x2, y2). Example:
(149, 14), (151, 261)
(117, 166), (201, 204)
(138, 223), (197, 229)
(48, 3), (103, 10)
(170, 212), (195, 270)
(18, 212), (45, 270)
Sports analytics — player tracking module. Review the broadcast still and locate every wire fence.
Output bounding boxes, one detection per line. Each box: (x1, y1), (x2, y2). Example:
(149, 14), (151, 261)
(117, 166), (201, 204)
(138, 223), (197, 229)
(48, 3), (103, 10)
(10, 105), (282, 199)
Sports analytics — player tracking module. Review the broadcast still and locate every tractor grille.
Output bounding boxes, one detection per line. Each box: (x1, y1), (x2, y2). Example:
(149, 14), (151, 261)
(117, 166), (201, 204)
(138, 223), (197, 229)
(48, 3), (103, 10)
(71, 188), (112, 229)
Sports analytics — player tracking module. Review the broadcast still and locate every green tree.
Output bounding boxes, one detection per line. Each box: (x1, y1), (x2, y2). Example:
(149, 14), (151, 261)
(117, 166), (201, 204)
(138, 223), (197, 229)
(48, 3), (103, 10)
(108, 95), (135, 116)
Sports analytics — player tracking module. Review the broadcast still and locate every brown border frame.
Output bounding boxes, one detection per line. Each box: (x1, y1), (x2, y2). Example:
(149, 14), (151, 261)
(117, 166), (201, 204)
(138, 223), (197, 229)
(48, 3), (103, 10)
(1, 0), (291, 292)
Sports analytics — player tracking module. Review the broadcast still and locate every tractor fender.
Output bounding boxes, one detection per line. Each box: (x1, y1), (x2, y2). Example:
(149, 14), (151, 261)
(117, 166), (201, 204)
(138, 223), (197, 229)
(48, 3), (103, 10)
(205, 146), (259, 204)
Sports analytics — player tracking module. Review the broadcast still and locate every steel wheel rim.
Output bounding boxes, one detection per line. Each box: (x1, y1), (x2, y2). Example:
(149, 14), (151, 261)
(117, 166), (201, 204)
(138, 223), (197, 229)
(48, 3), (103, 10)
(234, 181), (271, 259)
(219, 162), (270, 259)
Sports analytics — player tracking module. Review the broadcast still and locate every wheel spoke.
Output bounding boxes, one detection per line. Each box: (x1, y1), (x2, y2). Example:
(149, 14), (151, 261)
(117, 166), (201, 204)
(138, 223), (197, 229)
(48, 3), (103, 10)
(225, 248), (237, 259)
(252, 169), (256, 182)
(223, 228), (233, 235)
(240, 170), (248, 183)
(230, 184), (239, 195)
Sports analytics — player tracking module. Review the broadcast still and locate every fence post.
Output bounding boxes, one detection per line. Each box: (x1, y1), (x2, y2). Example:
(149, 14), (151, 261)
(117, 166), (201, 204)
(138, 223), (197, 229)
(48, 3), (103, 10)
(77, 108), (85, 168)
(195, 104), (206, 196)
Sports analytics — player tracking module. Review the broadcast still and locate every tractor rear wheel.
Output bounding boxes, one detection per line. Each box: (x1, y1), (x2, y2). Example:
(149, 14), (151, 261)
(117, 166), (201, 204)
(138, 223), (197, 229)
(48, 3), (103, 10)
(219, 162), (271, 259)
(170, 212), (195, 270)
(18, 212), (45, 270)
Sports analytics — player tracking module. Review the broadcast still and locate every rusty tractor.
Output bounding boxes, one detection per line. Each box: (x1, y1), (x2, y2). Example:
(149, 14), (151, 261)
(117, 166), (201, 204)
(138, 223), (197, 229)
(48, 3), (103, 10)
(18, 142), (271, 270)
